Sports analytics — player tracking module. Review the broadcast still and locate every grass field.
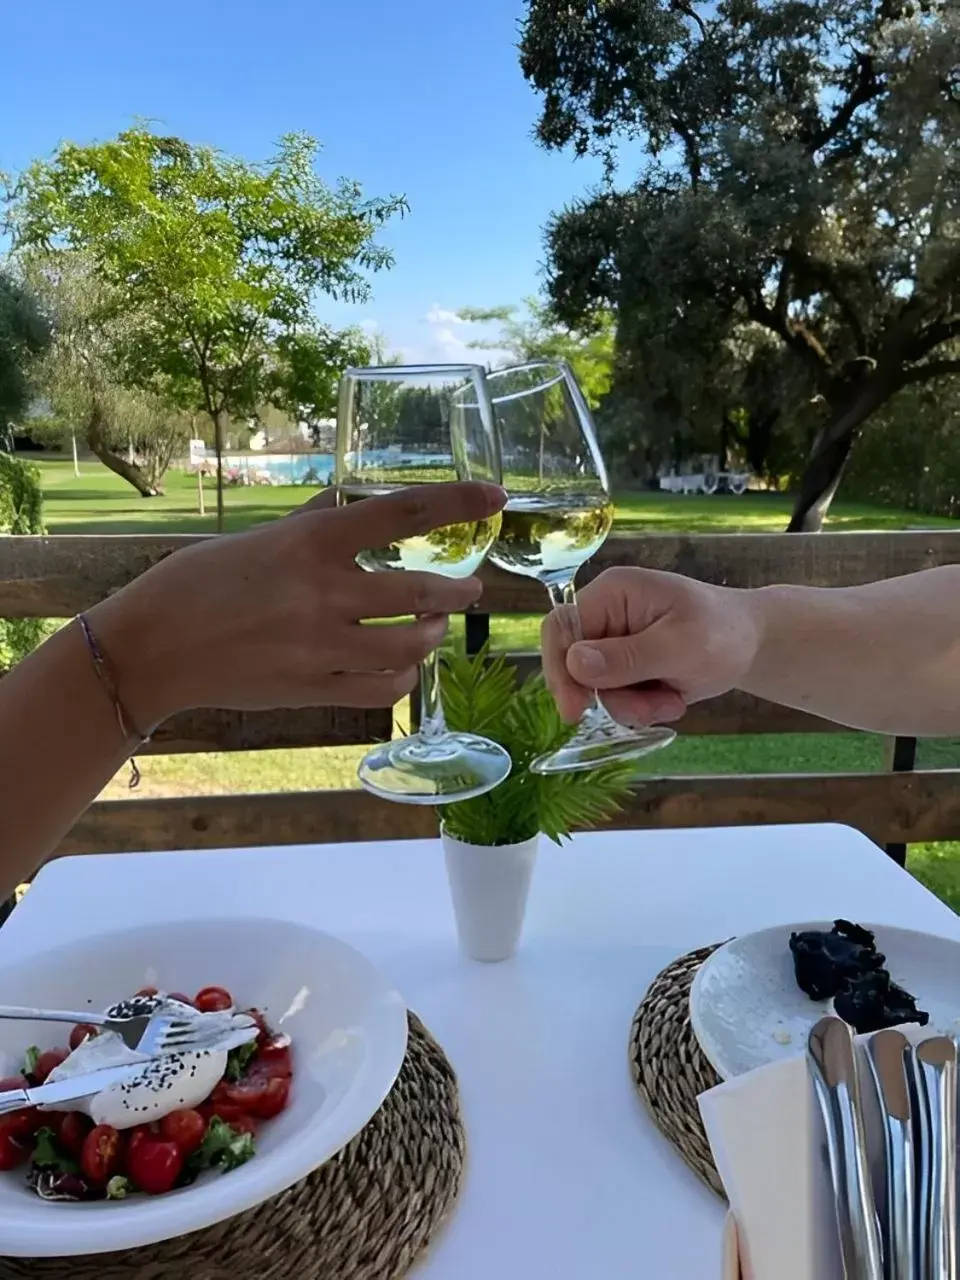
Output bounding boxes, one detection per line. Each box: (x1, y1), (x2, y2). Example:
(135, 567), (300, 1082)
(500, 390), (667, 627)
(28, 456), (960, 910)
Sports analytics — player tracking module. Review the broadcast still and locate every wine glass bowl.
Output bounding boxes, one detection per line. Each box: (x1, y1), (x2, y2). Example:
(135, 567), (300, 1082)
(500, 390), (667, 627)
(336, 364), (512, 804)
(486, 360), (676, 774)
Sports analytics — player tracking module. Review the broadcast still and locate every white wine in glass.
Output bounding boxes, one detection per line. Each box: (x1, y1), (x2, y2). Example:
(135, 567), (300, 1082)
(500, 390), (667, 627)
(336, 364), (512, 804)
(487, 360), (676, 774)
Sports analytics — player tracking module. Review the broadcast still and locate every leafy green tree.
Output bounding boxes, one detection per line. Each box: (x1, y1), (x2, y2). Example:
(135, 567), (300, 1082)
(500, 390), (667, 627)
(0, 453), (49, 672)
(8, 128), (406, 527)
(458, 297), (615, 409)
(20, 252), (189, 495)
(268, 325), (371, 439)
(520, 0), (960, 528)
(0, 272), (50, 439)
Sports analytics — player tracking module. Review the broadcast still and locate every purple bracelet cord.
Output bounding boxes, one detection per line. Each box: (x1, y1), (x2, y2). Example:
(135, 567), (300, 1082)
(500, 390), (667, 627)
(76, 614), (149, 789)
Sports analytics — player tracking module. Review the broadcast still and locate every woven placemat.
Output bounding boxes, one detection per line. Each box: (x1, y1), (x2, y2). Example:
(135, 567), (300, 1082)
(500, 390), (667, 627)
(0, 1011), (465, 1280)
(629, 942), (726, 1198)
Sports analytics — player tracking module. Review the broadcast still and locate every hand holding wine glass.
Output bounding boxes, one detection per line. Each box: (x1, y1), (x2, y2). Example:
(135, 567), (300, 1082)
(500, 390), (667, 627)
(486, 360), (676, 773)
(336, 363), (511, 804)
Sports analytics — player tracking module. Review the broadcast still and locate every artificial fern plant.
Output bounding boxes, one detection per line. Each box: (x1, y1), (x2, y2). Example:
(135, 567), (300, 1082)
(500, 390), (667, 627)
(439, 646), (637, 847)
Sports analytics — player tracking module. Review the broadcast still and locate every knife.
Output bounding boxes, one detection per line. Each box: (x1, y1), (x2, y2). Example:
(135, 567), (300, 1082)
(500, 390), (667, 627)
(864, 1029), (915, 1280)
(911, 1036), (957, 1280)
(0, 1063), (146, 1116)
(807, 1015), (884, 1280)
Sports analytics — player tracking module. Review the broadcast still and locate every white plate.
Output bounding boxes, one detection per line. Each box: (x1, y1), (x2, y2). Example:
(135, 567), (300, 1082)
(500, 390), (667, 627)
(0, 916), (408, 1256)
(689, 920), (960, 1080)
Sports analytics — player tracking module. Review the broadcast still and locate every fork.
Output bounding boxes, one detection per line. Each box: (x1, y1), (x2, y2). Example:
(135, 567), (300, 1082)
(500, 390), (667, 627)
(0, 1001), (256, 1057)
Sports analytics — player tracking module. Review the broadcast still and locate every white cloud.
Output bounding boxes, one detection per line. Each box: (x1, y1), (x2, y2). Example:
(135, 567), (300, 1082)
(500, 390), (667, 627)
(424, 304), (466, 326)
(355, 305), (513, 369)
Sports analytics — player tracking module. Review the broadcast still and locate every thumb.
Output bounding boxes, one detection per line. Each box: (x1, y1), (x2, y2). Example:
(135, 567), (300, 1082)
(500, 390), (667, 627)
(287, 485), (339, 517)
(566, 626), (670, 690)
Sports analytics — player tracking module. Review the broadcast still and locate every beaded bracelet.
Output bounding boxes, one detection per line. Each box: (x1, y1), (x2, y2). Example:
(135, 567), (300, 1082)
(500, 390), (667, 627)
(76, 614), (150, 789)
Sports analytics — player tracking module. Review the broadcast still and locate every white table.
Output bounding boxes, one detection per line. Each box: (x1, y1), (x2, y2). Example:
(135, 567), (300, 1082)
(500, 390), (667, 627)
(3, 824), (958, 1277)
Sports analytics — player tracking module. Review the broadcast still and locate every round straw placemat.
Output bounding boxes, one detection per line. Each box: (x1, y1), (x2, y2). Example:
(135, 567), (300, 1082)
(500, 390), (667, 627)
(0, 1011), (465, 1280)
(629, 942), (726, 1198)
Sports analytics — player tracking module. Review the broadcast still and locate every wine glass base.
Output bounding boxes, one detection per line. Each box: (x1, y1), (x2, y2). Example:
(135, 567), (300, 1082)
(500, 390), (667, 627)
(530, 725), (677, 775)
(358, 732), (512, 805)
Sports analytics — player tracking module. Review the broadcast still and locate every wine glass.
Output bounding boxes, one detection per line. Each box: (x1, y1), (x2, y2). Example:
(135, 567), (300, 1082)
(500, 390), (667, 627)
(336, 364), (512, 804)
(486, 359), (676, 774)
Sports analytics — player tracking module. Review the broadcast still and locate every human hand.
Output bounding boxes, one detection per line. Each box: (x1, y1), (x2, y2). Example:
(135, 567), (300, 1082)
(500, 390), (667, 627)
(88, 482), (506, 727)
(541, 567), (762, 727)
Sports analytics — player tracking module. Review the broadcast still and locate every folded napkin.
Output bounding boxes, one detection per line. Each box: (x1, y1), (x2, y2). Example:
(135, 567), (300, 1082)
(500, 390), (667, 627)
(699, 1053), (844, 1280)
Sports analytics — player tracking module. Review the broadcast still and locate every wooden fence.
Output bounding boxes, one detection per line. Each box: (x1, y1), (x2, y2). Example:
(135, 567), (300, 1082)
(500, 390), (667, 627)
(3, 528), (960, 864)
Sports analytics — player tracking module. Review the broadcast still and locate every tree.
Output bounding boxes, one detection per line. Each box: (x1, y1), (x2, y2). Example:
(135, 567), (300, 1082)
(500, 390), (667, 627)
(0, 271), (50, 439)
(7, 128), (406, 527)
(0, 453), (49, 672)
(457, 297), (615, 408)
(520, 0), (960, 529)
(20, 252), (187, 495)
(269, 325), (371, 436)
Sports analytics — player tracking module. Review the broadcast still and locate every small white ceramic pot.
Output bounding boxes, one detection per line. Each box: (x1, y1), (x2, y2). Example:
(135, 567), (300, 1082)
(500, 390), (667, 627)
(441, 829), (539, 962)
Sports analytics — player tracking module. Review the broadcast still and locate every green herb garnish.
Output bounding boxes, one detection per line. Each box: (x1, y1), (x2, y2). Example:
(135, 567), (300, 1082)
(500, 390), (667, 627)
(106, 1175), (133, 1200)
(441, 649), (637, 846)
(23, 1046), (40, 1078)
(31, 1127), (78, 1174)
(225, 1040), (258, 1083)
(188, 1117), (256, 1175)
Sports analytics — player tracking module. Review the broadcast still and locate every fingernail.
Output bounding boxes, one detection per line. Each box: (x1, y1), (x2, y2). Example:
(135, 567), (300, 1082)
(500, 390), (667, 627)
(574, 645), (606, 675)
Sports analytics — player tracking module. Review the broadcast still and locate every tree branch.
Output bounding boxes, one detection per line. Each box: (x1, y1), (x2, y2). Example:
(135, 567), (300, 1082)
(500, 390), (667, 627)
(790, 252), (869, 355)
(742, 287), (833, 379)
(907, 316), (960, 360)
(900, 358), (960, 386)
(805, 54), (880, 153)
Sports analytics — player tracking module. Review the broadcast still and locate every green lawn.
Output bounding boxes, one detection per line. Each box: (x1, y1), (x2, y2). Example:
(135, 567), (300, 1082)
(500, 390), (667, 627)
(27, 456), (960, 911)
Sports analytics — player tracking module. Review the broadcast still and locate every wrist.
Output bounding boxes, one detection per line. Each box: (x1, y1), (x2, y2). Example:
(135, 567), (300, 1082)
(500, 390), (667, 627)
(83, 578), (187, 733)
(732, 585), (777, 694)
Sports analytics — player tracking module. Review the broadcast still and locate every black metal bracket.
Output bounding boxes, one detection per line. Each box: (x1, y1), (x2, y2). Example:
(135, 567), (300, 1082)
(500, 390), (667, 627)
(885, 735), (918, 867)
(465, 612), (491, 657)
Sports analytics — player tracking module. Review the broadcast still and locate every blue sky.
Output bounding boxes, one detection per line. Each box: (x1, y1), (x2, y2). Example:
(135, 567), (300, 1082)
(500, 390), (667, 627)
(1, 0), (611, 362)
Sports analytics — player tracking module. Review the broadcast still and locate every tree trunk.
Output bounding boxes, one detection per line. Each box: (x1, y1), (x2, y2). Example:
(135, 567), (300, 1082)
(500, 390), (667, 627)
(786, 379), (894, 532)
(86, 403), (160, 498)
(211, 407), (225, 532)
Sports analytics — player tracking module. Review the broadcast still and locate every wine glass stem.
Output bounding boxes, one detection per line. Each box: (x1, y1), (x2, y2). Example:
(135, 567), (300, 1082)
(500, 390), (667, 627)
(418, 647), (448, 742)
(545, 579), (603, 718)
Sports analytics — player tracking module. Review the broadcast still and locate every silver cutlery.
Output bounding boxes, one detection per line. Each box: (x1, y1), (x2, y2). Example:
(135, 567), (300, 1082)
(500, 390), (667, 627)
(910, 1036), (957, 1280)
(0, 1001), (257, 1058)
(808, 1015), (884, 1280)
(865, 1029), (915, 1280)
(0, 1063), (148, 1117)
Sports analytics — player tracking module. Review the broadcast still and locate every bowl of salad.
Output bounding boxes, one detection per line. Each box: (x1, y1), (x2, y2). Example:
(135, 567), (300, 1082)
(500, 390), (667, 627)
(0, 916), (408, 1256)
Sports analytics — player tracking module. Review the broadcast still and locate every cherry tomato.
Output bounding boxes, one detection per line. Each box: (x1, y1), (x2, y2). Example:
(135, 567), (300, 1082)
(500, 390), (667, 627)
(222, 1074), (291, 1120)
(0, 1117), (29, 1171)
(255, 1077), (291, 1119)
(0, 1075), (27, 1093)
(203, 1083), (248, 1125)
(127, 1138), (184, 1195)
(81, 1124), (124, 1185)
(69, 1023), (98, 1051)
(256, 1042), (293, 1079)
(135, 986), (159, 997)
(32, 1048), (69, 1083)
(194, 986), (233, 1013)
(57, 1112), (92, 1159)
(167, 992), (195, 1007)
(124, 1124), (158, 1167)
(159, 1108), (207, 1157)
